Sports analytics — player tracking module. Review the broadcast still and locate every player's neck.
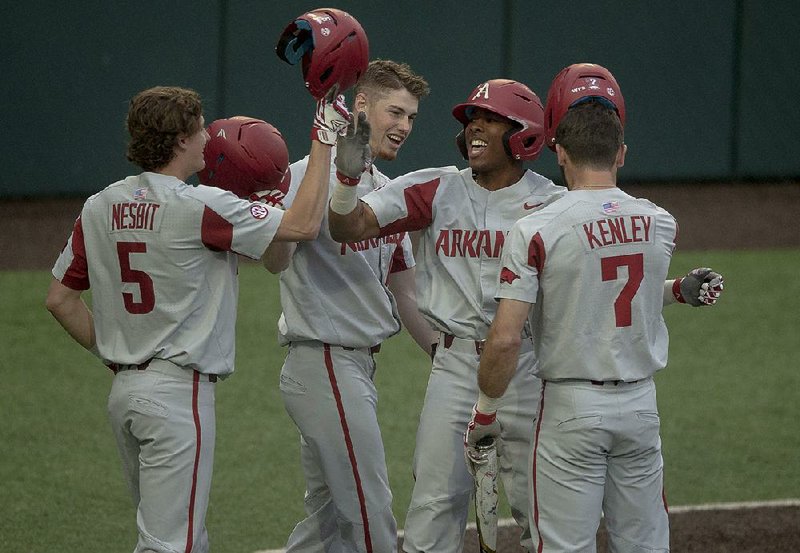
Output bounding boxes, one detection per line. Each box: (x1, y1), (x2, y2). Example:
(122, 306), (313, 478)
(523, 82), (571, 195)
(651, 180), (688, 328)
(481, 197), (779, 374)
(565, 167), (617, 191)
(157, 160), (192, 183)
(473, 164), (525, 191)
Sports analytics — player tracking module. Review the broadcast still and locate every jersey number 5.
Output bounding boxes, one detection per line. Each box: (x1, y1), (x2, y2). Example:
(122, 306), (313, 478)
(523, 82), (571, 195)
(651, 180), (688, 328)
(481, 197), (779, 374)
(601, 253), (644, 327)
(117, 242), (155, 314)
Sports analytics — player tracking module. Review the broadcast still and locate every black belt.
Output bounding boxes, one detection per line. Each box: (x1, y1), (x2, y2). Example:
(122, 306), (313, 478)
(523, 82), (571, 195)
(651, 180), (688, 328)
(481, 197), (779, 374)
(590, 379), (640, 386)
(337, 344), (382, 354)
(107, 359), (217, 382)
(107, 359), (152, 374)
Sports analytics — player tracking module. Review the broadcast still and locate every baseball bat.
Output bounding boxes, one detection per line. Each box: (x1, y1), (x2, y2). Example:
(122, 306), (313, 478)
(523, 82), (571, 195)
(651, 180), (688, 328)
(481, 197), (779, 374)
(469, 436), (499, 553)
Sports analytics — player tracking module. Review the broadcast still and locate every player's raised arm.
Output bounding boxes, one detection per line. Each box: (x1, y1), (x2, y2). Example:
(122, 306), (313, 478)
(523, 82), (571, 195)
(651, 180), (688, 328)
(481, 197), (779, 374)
(328, 112), (382, 242)
(272, 91), (352, 243)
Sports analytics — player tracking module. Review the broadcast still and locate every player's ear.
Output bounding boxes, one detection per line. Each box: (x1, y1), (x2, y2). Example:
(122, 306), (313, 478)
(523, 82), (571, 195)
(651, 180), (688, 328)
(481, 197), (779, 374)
(354, 92), (368, 115)
(175, 134), (189, 152)
(616, 144), (627, 168)
(555, 144), (568, 167)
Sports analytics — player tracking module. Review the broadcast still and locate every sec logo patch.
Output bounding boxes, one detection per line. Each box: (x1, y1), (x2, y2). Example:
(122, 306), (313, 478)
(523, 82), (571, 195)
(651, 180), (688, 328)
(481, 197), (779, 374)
(250, 204), (268, 219)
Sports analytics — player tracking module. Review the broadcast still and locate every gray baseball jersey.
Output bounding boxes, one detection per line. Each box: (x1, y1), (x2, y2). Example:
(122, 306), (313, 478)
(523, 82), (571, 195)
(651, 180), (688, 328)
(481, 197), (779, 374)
(359, 166), (564, 553)
(277, 156), (414, 552)
(496, 188), (676, 552)
(52, 172), (284, 375)
(278, 154), (414, 348)
(497, 188), (678, 381)
(362, 166), (565, 341)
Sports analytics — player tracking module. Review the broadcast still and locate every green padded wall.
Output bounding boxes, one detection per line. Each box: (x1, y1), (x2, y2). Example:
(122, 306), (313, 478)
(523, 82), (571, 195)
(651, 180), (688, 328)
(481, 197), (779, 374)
(2, 0), (797, 198)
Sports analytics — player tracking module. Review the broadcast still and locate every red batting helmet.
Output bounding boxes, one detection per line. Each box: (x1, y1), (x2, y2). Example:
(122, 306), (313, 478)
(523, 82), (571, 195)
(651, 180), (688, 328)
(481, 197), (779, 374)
(276, 8), (369, 99)
(198, 117), (291, 202)
(452, 79), (546, 161)
(544, 63), (626, 151)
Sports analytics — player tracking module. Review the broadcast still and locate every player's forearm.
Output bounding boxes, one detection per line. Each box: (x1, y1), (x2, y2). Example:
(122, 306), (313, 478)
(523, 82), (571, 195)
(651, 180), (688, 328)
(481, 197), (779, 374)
(477, 332), (521, 400)
(328, 198), (378, 242)
(277, 141), (332, 241)
(388, 269), (437, 356)
(45, 279), (95, 351)
(261, 241), (296, 273)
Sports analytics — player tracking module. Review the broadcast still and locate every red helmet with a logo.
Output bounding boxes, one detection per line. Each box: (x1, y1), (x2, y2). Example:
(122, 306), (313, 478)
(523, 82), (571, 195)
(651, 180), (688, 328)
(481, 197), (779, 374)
(276, 8), (369, 99)
(452, 79), (546, 161)
(198, 117), (291, 204)
(544, 63), (626, 151)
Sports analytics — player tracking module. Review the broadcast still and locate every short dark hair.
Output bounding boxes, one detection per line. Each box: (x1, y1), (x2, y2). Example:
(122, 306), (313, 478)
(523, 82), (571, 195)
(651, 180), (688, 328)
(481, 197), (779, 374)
(555, 100), (623, 169)
(126, 86), (203, 171)
(354, 59), (430, 100)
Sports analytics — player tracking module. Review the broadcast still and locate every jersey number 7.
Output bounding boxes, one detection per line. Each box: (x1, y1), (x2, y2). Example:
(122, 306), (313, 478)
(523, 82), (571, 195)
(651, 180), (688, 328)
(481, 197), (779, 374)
(117, 241), (155, 314)
(600, 253), (644, 327)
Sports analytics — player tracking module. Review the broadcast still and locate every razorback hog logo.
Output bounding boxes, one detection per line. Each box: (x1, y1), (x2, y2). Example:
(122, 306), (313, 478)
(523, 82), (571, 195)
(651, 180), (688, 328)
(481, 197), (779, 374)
(500, 267), (520, 284)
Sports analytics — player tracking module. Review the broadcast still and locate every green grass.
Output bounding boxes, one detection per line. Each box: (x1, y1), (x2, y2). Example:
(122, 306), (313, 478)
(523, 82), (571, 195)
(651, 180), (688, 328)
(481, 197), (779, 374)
(2, 250), (798, 552)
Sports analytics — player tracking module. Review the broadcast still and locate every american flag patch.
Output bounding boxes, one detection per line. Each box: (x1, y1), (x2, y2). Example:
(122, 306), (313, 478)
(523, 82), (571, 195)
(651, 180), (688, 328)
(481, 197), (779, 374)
(134, 188), (148, 201)
(602, 200), (620, 214)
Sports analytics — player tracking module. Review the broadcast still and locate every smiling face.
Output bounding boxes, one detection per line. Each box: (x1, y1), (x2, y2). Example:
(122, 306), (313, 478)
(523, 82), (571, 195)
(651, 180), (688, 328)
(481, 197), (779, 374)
(464, 107), (516, 173)
(356, 87), (419, 161)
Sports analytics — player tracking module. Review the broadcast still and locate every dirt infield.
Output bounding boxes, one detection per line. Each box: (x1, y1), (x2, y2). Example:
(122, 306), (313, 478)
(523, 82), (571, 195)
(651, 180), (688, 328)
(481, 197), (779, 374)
(455, 503), (800, 552)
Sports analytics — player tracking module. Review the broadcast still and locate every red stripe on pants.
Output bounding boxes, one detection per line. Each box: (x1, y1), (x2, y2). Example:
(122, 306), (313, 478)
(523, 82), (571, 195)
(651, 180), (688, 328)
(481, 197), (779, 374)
(532, 381), (546, 553)
(323, 345), (373, 552)
(185, 371), (201, 553)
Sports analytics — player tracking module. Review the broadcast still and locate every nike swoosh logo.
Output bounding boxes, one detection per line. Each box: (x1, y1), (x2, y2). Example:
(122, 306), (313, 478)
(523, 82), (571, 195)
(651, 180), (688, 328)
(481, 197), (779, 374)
(523, 202), (543, 210)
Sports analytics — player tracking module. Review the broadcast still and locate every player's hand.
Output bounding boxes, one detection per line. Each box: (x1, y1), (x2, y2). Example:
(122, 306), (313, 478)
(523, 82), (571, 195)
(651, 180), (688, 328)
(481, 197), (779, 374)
(464, 404), (503, 476)
(680, 267), (724, 306)
(334, 111), (372, 186)
(311, 87), (350, 146)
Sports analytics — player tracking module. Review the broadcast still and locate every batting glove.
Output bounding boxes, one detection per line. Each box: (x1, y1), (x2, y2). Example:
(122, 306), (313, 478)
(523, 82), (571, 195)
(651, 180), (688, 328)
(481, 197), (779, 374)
(675, 267), (725, 306)
(464, 404), (503, 477)
(334, 111), (372, 186)
(311, 88), (350, 146)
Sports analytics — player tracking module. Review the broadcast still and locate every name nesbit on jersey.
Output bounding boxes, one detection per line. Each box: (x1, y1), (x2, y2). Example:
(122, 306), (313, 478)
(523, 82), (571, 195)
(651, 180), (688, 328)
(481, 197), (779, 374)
(110, 202), (161, 231)
(435, 229), (505, 258)
(582, 215), (652, 250)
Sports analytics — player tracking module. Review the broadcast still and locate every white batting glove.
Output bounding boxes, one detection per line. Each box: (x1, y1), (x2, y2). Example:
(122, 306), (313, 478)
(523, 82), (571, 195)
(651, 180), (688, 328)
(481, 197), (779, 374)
(679, 267), (724, 306)
(334, 111), (372, 186)
(464, 404), (503, 477)
(311, 88), (350, 146)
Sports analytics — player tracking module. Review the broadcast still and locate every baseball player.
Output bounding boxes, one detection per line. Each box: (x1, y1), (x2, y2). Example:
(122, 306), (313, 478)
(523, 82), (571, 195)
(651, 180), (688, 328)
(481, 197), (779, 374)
(44, 85), (356, 553)
(329, 76), (722, 553)
(266, 56), (436, 551)
(465, 96), (703, 552)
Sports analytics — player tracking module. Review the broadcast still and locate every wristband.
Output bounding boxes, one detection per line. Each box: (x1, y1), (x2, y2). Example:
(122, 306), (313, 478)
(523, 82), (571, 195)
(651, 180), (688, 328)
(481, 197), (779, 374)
(311, 127), (337, 146)
(476, 390), (502, 415)
(335, 170), (361, 187)
(671, 278), (686, 303)
(329, 181), (358, 215)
